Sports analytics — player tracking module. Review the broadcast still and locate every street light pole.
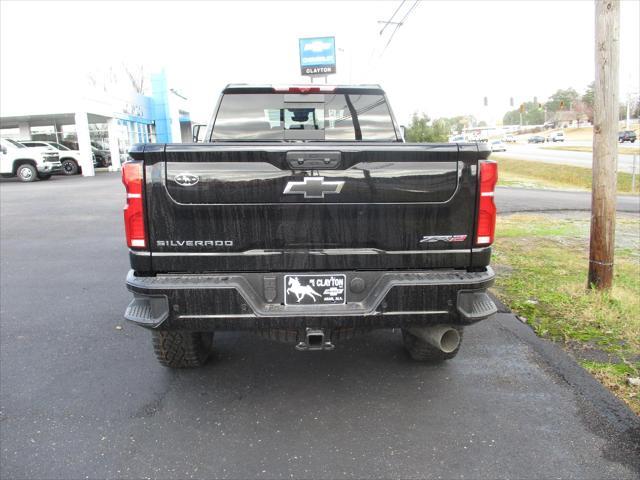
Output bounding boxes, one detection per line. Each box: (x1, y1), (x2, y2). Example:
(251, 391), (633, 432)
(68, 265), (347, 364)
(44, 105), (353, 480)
(338, 47), (353, 84)
(588, 0), (620, 290)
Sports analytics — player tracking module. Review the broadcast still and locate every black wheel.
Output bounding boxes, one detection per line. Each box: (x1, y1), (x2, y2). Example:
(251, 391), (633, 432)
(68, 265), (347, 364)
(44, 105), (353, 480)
(401, 326), (463, 362)
(151, 331), (214, 368)
(61, 159), (79, 175)
(16, 163), (37, 182)
(37, 173), (52, 180)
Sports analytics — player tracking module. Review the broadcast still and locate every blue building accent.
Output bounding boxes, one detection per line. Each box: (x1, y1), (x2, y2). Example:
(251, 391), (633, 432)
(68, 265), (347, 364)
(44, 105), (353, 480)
(151, 71), (173, 143)
(107, 70), (184, 145)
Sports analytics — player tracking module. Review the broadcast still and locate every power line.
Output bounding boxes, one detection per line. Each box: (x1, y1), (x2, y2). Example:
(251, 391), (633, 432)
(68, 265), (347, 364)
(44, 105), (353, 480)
(381, 0), (420, 55)
(367, 0), (419, 75)
(378, 0), (406, 35)
(396, 0), (420, 29)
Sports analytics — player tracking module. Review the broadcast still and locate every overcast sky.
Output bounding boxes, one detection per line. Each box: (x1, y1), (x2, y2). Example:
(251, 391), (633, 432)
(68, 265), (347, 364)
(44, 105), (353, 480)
(1, 0), (639, 124)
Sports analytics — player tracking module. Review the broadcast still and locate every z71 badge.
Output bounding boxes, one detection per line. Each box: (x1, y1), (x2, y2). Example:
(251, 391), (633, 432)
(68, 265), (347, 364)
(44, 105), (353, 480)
(419, 234), (468, 244)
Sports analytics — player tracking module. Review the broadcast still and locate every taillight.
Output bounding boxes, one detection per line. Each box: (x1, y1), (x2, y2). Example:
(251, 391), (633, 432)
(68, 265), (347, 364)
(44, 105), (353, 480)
(475, 160), (498, 246)
(122, 161), (146, 248)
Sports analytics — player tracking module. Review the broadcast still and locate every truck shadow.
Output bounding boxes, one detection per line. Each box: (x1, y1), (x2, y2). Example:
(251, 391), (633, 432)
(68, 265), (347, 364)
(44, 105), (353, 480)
(158, 329), (468, 413)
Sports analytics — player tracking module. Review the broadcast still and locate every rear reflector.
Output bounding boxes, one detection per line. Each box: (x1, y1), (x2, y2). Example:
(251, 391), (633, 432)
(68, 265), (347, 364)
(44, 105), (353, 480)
(122, 161), (146, 249)
(475, 160), (498, 246)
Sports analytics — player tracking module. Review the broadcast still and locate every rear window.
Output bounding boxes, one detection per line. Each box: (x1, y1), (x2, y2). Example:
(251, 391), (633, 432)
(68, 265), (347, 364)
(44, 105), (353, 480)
(211, 93), (398, 141)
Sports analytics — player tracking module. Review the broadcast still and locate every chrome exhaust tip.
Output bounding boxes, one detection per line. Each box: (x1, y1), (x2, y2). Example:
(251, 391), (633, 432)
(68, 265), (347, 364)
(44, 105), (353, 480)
(408, 325), (461, 353)
(295, 328), (335, 351)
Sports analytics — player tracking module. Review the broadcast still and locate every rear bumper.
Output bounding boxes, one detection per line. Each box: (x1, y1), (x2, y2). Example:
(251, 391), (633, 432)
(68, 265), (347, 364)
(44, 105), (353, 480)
(125, 268), (497, 330)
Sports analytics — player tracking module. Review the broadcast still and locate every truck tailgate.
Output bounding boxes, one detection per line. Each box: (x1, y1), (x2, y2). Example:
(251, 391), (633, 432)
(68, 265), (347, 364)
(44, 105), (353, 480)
(138, 142), (484, 272)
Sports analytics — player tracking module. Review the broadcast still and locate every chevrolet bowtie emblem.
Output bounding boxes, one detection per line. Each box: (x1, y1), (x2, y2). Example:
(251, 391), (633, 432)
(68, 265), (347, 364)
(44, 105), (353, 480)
(283, 177), (345, 199)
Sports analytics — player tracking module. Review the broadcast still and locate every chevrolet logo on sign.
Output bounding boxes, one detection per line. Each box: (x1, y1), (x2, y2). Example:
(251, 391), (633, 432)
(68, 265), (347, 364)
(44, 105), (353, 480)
(283, 177), (344, 199)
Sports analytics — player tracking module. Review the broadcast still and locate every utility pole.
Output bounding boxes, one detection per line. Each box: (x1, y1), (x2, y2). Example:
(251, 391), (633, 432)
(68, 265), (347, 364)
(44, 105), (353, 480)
(588, 0), (620, 290)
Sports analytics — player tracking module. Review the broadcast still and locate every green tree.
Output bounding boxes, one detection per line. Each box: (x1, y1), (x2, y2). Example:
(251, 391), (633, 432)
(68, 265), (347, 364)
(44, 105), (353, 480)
(502, 102), (545, 126)
(619, 103), (628, 121)
(545, 88), (580, 112)
(582, 82), (595, 109)
(581, 82), (595, 122)
(631, 95), (640, 119)
(503, 109), (521, 125)
(405, 113), (450, 143)
(443, 115), (476, 133)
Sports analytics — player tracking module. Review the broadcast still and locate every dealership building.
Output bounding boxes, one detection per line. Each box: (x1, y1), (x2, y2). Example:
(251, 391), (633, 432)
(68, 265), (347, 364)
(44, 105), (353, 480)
(0, 68), (195, 176)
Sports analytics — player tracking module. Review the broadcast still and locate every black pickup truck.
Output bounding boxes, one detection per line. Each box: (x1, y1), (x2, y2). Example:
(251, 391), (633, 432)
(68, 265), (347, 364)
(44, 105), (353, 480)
(122, 84), (498, 368)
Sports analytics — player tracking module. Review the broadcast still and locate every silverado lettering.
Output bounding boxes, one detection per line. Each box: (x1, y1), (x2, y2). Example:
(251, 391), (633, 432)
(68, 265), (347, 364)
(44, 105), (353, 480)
(156, 240), (233, 247)
(122, 84), (498, 369)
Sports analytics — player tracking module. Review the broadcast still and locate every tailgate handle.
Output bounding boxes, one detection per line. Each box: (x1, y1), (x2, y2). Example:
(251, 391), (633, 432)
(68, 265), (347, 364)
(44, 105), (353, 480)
(286, 151), (342, 170)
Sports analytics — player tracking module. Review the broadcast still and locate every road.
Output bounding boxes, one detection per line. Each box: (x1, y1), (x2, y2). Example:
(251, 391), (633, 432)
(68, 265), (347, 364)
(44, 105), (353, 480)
(492, 143), (639, 173)
(496, 186), (640, 213)
(1, 173), (639, 479)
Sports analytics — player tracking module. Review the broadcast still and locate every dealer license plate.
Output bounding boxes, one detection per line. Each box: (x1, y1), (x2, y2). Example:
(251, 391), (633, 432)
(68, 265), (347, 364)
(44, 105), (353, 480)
(284, 274), (346, 306)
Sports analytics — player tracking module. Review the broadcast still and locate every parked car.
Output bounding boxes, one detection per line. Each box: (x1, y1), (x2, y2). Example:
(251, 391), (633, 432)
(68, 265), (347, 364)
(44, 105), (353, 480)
(122, 84), (499, 368)
(547, 132), (565, 142)
(0, 138), (61, 182)
(528, 135), (545, 144)
(618, 130), (637, 143)
(502, 135), (516, 143)
(20, 140), (95, 175)
(491, 140), (507, 152)
(92, 146), (112, 167)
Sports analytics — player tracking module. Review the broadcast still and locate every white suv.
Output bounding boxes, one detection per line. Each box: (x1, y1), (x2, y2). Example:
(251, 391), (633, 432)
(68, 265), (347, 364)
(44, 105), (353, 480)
(20, 140), (95, 175)
(0, 138), (62, 182)
(547, 131), (565, 142)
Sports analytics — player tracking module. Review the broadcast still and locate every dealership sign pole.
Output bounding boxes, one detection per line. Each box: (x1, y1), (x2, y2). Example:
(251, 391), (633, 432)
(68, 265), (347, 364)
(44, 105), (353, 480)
(299, 37), (337, 83)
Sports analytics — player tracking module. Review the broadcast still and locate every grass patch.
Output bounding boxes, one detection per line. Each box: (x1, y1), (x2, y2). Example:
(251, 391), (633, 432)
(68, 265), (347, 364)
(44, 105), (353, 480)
(581, 361), (640, 415)
(496, 156), (638, 194)
(492, 213), (640, 414)
(543, 145), (640, 155)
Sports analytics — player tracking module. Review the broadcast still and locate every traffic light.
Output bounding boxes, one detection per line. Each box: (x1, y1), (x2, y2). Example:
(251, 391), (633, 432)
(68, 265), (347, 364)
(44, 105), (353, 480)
(510, 97), (514, 107)
(484, 96), (488, 107)
(519, 104), (525, 113)
(560, 100), (565, 109)
(538, 103), (542, 109)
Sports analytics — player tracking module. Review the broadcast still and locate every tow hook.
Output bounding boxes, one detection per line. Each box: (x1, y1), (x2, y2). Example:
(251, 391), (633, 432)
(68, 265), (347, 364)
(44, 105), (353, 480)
(295, 328), (335, 351)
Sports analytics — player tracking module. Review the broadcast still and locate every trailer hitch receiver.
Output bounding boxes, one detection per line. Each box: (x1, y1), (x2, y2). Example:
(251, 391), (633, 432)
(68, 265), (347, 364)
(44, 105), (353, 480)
(295, 328), (335, 351)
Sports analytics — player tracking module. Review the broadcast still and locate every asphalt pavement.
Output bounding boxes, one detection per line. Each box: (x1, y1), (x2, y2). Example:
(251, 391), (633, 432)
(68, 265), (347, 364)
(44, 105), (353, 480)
(492, 143), (638, 173)
(1, 173), (639, 479)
